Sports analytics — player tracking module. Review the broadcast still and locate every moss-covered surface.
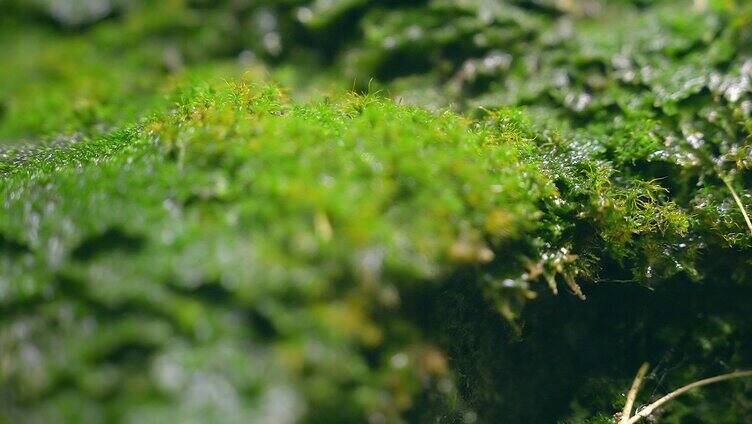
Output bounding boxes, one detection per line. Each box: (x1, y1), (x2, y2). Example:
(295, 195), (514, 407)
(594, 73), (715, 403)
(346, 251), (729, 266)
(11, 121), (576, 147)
(2, 0), (752, 423)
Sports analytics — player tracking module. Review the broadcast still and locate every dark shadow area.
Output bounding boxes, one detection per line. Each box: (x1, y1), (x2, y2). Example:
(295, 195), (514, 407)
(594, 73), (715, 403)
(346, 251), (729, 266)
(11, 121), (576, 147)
(71, 228), (144, 261)
(0, 233), (30, 256)
(415, 272), (752, 423)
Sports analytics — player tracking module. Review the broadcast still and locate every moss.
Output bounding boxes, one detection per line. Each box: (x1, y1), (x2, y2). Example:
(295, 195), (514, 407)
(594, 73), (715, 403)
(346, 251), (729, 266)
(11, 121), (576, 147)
(2, 0), (752, 422)
(3, 76), (748, 422)
(0, 82), (532, 422)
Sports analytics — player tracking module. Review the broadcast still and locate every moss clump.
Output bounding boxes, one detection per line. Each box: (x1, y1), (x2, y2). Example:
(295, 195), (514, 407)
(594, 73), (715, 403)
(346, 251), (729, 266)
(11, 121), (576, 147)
(0, 79), (713, 422)
(2, 0), (752, 422)
(5, 75), (748, 422)
(0, 81), (537, 422)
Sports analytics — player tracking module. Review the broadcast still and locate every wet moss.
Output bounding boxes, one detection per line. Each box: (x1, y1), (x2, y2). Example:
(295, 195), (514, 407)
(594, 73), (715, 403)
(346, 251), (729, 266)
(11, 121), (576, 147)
(1, 77), (747, 422)
(2, 0), (752, 422)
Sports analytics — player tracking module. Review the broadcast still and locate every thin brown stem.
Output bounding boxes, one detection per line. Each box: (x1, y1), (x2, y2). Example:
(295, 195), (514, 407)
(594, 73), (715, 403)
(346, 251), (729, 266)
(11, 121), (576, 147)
(620, 362), (650, 424)
(626, 370), (752, 424)
(722, 176), (752, 236)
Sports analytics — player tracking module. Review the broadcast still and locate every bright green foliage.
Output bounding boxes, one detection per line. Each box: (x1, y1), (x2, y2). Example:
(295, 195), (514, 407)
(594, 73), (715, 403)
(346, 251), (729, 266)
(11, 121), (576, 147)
(2, 0), (752, 422)
(0, 2), (256, 143)
(0, 80), (715, 422)
(0, 82), (540, 422)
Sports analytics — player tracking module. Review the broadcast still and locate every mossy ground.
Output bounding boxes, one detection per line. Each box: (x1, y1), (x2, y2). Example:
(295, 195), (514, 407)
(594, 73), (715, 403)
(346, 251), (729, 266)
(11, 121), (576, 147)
(2, 1), (752, 423)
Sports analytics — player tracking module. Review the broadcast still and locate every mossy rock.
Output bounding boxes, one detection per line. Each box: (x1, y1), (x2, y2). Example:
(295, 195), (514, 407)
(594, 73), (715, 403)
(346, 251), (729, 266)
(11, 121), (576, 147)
(2, 0), (752, 422)
(3, 79), (750, 422)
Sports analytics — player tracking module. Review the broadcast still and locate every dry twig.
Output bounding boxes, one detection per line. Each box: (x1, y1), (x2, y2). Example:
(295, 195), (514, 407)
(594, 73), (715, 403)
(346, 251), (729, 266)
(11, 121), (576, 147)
(620, 362), (650, 424)
(625, 370), (752, 424)
(722, 177), (752, 236)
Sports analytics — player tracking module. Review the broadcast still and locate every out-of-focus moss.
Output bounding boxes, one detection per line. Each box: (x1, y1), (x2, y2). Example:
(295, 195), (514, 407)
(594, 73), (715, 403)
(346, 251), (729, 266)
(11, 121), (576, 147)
(2, 0), (752, 422)
(0, 6), (257, 144)
(0, 82), (530, 422)
(0, 79), (722, 422)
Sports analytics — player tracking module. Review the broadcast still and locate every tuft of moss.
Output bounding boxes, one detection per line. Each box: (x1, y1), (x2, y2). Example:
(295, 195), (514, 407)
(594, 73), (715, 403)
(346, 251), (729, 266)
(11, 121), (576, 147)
(1, 81), (530, 422)
(2, 0), (752, 422)
(0, 79), (715, 422)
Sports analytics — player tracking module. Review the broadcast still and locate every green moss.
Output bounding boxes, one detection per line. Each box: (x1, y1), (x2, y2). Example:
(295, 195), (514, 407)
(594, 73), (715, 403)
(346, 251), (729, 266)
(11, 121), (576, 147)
(0, 81), (533, 422)
(0, 78), (719, 421)
(2, 0), (752, 422)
